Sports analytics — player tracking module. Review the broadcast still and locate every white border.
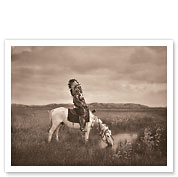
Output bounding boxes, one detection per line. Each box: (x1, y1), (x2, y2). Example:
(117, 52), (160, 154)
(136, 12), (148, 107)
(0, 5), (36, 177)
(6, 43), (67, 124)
(5, 40), (173, 172)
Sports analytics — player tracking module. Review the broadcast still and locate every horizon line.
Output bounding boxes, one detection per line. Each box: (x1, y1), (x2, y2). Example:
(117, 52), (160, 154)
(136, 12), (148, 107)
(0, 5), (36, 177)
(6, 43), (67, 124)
(11, 102), (167, 108)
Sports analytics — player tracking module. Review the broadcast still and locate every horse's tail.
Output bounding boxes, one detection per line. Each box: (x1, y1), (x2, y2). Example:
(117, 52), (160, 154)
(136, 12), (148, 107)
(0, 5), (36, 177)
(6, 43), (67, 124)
(48, 110), (53, 132)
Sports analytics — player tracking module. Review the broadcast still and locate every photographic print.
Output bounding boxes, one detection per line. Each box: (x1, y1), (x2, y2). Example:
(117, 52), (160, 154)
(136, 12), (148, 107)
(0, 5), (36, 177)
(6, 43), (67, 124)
(5, 40), (173, 172)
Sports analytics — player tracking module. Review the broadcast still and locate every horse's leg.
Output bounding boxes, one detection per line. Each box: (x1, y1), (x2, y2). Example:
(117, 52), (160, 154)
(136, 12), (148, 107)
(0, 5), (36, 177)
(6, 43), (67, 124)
(84, 123), (91, 143)
(48, 123), (59, 143)
(55, 124), (63, 142)
(55, 126), (60, 142)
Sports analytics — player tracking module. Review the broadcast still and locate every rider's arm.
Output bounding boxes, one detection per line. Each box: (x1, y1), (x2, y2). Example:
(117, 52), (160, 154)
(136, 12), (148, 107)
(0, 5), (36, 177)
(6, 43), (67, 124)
(73, 95), (84, 107)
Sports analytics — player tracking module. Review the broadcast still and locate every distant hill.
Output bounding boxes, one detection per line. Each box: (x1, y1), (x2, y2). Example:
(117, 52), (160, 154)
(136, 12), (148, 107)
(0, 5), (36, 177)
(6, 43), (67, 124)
(88, 103), (150, 109)
(11, 102), (160, 110)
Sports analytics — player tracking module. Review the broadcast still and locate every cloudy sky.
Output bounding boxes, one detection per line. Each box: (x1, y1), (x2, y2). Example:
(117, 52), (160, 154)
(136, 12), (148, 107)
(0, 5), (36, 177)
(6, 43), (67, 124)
(11, 46), (167, 107)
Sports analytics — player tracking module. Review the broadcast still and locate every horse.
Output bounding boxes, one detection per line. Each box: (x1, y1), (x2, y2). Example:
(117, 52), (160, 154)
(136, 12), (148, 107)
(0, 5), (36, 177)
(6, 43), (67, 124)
(48, 107), (114, 146)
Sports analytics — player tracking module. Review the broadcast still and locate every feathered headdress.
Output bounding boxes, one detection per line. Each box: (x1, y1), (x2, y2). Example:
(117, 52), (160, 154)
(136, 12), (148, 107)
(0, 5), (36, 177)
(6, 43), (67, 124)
(68, 79), (79, 89)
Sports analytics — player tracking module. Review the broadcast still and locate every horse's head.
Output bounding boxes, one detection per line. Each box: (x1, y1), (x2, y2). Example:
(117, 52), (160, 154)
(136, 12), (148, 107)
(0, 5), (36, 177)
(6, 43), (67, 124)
(90, 110), (114, 147)
(101, 126), (114, 147)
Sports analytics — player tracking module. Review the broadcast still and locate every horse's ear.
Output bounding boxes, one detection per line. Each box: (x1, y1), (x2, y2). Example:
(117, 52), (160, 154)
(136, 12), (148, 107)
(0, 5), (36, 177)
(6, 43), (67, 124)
(91, 109), (96, 113)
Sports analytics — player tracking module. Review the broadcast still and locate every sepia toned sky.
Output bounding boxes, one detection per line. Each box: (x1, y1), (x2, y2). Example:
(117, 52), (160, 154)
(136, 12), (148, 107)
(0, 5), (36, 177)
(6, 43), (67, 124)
(11, 46), (167, 107)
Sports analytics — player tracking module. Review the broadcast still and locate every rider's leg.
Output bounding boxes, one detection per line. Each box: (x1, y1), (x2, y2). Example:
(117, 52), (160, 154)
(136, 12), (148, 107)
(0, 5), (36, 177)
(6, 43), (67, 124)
(79, 115), (86, 131)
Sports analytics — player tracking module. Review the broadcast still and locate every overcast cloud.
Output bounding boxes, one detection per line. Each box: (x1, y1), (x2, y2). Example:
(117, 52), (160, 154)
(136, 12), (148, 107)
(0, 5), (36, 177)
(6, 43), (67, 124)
(11, 46), (167, 107)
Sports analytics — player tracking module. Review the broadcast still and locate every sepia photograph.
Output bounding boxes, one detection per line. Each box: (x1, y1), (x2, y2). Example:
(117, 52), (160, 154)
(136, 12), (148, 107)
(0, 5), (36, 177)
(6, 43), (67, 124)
(5, 40), (173, 172)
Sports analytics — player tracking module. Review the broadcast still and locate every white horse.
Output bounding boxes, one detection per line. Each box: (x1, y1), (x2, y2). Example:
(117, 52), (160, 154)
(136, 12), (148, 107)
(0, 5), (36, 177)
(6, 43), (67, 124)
(48, 107), (114, 146)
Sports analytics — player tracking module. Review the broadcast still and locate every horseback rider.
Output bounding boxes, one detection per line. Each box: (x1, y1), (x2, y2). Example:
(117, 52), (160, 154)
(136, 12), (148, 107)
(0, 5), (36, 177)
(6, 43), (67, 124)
(68, 79), (88, 132)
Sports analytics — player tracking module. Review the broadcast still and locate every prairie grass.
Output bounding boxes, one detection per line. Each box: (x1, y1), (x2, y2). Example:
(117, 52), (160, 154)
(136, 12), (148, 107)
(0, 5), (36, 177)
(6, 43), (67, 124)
(11, 105), (167, 166)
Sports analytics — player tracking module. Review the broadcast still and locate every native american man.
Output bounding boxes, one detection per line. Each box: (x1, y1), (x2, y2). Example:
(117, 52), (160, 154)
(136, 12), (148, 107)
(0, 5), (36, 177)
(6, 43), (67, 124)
(68, 79), (88, 132)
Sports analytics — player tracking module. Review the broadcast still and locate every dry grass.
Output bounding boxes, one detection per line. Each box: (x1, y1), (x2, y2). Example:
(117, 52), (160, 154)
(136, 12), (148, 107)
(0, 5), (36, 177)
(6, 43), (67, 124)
(11, 105), (167, 166)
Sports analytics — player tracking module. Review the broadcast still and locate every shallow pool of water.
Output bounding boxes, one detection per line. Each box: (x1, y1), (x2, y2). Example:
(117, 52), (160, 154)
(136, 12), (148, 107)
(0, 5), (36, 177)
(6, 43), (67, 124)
(99, 133), (138, 150)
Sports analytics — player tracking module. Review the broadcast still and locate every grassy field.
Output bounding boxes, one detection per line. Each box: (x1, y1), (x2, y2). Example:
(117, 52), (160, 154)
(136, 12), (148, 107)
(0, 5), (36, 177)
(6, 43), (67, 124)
(11, 104), (167, 166)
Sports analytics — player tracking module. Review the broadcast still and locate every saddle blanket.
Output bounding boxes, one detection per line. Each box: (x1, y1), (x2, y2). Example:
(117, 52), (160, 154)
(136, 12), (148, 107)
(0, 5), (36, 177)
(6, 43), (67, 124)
(67, 108), (89, 123)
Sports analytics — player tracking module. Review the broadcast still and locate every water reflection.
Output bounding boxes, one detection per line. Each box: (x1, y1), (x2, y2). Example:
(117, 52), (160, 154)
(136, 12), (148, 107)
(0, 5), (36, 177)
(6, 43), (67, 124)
(99, 133), (138, 150)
